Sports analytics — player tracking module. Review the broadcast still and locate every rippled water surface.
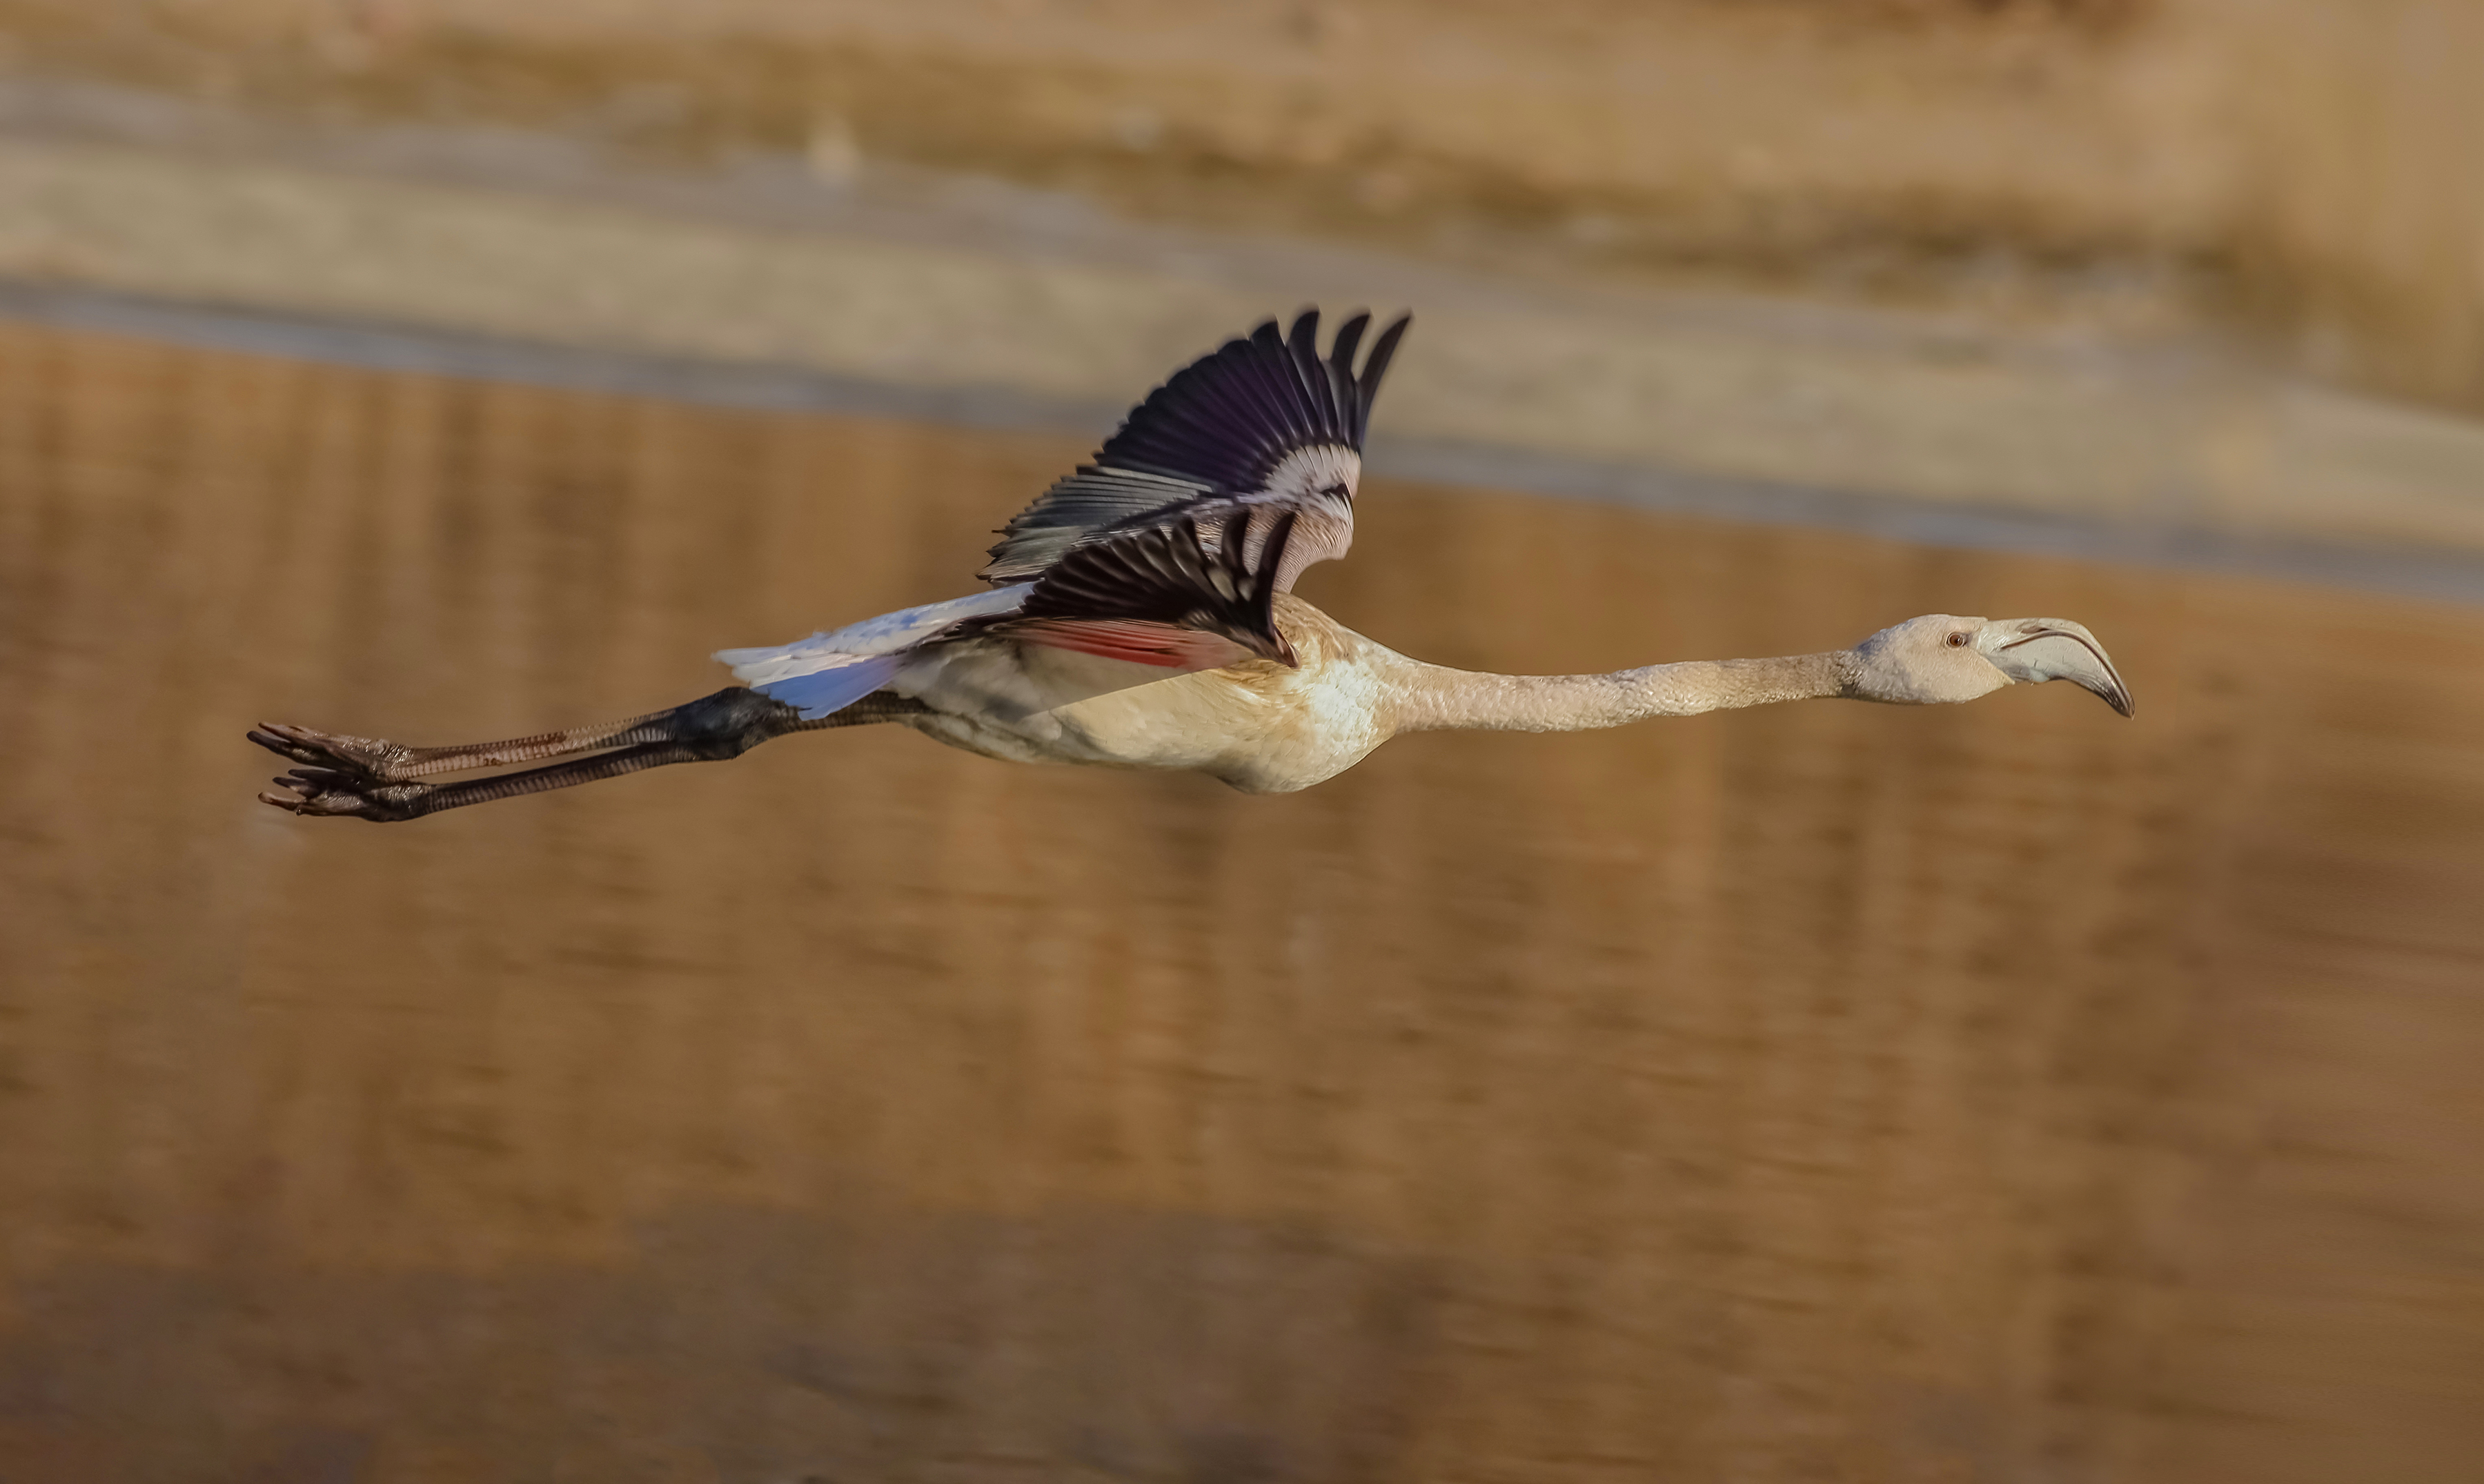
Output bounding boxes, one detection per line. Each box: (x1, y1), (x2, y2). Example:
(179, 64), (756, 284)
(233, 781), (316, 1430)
(2, 321), (2481, 1481)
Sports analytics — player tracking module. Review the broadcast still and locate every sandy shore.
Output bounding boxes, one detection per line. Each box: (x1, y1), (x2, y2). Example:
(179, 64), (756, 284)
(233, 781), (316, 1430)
(4, 79), (2483, 597)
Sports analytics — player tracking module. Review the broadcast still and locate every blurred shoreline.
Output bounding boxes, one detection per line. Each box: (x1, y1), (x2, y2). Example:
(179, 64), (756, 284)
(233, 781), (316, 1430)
(3, 0), (2481, 408)
(4, 70), (2484, 601)
(17, 276), (2484, 608)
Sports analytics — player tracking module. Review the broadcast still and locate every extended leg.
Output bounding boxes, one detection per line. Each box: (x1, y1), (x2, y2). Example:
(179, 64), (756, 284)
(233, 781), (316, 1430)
(251, 686), (820, 782)
(251, 687), (925, 822)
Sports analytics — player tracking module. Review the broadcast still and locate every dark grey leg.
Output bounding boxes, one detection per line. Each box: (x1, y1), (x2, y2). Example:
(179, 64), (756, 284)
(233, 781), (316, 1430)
(250, 687), (925, 822)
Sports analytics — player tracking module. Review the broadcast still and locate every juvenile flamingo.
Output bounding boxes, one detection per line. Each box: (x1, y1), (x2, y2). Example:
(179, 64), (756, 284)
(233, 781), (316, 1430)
(251, 310), (2131, 822)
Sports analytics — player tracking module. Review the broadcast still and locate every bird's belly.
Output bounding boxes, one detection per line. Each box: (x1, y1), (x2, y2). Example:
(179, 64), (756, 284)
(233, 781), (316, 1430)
(1032, 696), (1357, 793)
(903, 646), (1388, 793)
(1043, 664), (1390, 793)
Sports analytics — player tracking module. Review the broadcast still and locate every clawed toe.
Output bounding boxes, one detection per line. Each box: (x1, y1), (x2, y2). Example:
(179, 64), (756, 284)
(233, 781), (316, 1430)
(246, 723), (414, 781)
(247, 728), (353, 775)
(258, 766), (435, 822)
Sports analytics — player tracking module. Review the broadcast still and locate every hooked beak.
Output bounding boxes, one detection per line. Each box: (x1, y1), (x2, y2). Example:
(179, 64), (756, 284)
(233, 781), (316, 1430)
(1987, 619), (2134, 718)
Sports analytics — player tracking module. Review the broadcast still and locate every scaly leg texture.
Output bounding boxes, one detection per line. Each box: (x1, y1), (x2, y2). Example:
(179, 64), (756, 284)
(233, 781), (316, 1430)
(250, 687), (924, 822)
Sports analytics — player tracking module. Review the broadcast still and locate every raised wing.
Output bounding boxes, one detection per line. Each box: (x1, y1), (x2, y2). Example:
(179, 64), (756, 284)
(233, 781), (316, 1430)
(986, 506), (1303, 671)
(980, 308), (1409, 589)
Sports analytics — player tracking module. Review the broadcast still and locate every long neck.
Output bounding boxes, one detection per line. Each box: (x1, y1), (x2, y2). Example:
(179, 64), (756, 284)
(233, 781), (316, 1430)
(1384, 651), (1860, 734)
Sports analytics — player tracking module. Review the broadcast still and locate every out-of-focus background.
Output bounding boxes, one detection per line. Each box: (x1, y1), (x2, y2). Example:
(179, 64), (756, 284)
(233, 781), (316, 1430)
(3, 3), (2482, 1480)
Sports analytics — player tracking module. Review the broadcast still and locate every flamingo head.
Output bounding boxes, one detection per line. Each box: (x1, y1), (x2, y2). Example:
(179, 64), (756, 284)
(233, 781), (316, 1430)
(1851, 614), (2133, 717)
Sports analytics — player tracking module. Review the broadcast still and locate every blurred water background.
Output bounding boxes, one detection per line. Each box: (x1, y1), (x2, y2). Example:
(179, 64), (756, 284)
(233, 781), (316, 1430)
(2, 3), (2483, 1480)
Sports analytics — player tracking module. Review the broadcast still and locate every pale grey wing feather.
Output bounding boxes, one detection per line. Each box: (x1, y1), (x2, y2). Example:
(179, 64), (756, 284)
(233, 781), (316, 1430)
(714, 587), (1028, 718)
(979, 308), (1409, 588)
(976, 468), (1213, 582)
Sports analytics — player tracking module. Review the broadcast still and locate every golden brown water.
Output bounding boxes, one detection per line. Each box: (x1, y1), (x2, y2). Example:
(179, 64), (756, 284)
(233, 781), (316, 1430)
(1, 321), (2480, 1481)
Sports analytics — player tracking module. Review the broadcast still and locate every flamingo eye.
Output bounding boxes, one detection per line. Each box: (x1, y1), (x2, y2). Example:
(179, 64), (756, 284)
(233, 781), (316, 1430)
(1946, 631), (1973, 649)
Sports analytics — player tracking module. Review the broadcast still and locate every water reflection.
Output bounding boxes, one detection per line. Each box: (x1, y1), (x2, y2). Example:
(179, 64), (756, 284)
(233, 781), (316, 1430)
(1, 321), (2478, 1481)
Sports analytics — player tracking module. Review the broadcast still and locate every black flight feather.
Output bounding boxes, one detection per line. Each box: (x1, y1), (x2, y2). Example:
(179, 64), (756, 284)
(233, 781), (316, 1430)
(1001, 508), (1301, 663)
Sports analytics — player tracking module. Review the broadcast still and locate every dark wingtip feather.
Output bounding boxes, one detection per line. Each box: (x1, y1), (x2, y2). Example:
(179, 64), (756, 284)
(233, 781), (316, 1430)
(1354, 313), (1412, 437)
(1288, 308), (1321, 360)
(1329, 311), (1370, 379)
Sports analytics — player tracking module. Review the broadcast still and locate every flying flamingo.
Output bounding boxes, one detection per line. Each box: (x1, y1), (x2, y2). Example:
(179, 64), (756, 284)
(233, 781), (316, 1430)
(251, 310), (2131, 823)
